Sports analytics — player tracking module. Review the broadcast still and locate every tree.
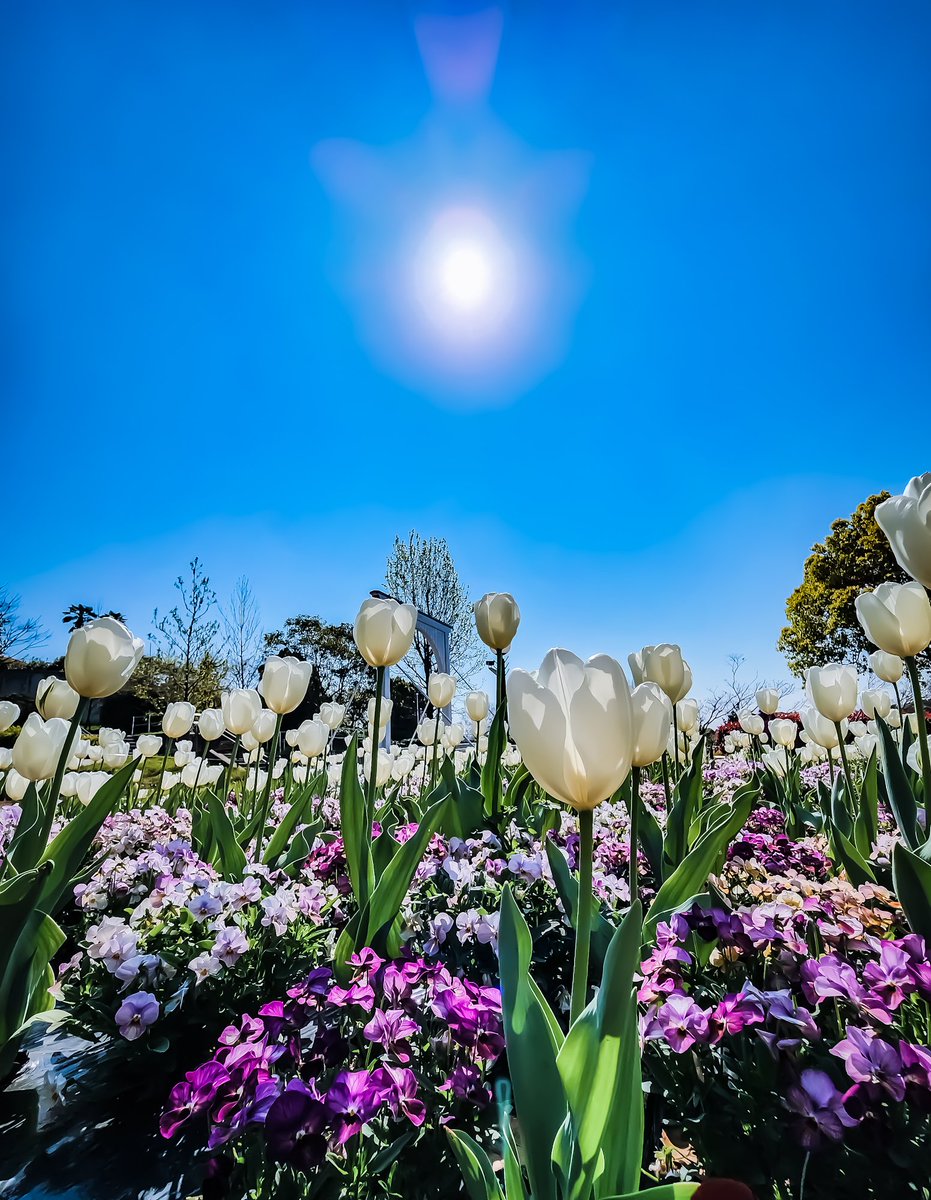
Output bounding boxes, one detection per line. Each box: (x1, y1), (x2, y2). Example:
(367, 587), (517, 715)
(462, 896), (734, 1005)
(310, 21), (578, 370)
(777, 492), (923, 678)
(384, 532), (483, 691)
(0, 587), (48, 661)
(62, 604), (126, 631)
(221, 576), (263, 688)
(702, 654), (792, 726)
(144, 557), (223, 706)
(264, 614), (373, 729)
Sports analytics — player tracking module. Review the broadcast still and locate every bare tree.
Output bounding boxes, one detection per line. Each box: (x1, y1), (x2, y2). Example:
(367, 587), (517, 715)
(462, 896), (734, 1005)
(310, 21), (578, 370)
(385, 532), (484, 691)
(150, 557), (223, 703)
(701, 654), (793, 726)
(222, 576), (263, 688)
(0, 587), (48, 660)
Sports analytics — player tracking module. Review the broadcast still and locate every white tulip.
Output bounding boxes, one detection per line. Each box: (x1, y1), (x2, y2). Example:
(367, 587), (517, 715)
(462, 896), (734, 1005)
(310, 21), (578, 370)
(676, 698), (700, 734)
(473, 593), (521, 652)
(802, 707), (847, 750)
(5, 768), (29, 801)
(136, 734), (163, 759)
(630, 682), (672, 767)
(318, 702), (346, 732)
(259, 656), (313, 715)
(806, 665), (859, 723)
(640, 644), (692, 703)
(0, 702), (20, 733)
(769, 718), (797, 749)
(297, 719), (329, 759)
(465, 691), (490, 723)
(755, 688), (780, 715)
(738, 712), (765, 737)
(855, 581), (931, 658)
(427, 672), (456, 710)
(12, 713), (71, 781)
(162, 701), (196, 739)
(353, 598), (418, 668)
(506, 648), (632, 810)
(860, 689), (892, 721)
(198, 708), (225, 741)
(875, 473), (931, 588)
(868, 650), (905, 685)
(35, 677), (80, 720)
(65, 616), (144, 699)
(222, 689), (263, 736)
(252, 709), (277, 744)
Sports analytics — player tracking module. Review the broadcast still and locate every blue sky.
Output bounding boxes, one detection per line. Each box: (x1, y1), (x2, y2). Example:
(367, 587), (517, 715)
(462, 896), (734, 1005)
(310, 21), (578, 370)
(3, 0), (930, 696)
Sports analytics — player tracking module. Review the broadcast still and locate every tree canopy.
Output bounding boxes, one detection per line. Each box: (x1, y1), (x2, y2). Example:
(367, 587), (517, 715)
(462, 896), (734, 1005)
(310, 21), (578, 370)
(777, 492), (918, 678)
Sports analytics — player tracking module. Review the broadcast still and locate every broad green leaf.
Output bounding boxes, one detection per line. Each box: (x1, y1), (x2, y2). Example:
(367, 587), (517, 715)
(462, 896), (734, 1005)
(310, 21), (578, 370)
(278, 821), (323, 876)
(633, 793), (664, 882)
(445, 1128), (504, 1200)
(338, 735), (371, 907)
(877, 716), (920, 849)
(545, 840), (615, 969)
(602, 1186), (698, 1199)
(663, 741), (705, 867)
(831, 824), (877, 887)
(853, 749), (879, 855)
(892, 840), (931, 942)
(6, 782), (44, 873)
(644, 787), (752, 944)
(555, 902), (644, 1200)
(364, 793), (449, 944)
(498, 886), (565, 1200)
(263, 785), (320, 865)
(205, 791), (248, 881)
(481, 705), (508, 811)
(38, 757), (136, 914)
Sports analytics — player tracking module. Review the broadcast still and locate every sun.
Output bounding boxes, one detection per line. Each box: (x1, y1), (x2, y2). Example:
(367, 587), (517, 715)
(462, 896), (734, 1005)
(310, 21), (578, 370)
(437, 239), (494, 311)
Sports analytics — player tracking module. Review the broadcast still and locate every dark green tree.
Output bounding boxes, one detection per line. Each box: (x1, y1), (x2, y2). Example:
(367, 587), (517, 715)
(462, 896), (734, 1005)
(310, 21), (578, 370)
(264, 614), (372, 729)
(777, 492), (925, 678)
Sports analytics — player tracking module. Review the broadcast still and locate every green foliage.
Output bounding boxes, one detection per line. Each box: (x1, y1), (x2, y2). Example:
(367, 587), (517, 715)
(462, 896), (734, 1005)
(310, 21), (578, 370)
(264, 613), (373, 729)
(777, 492), (914, 677)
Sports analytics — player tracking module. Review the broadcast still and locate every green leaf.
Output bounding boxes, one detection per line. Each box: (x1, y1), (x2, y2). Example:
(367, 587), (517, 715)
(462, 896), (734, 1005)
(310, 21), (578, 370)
(439, 757), (485, 839)
(204, 791), (248, 881)
(263, 785), (320, 866)
(498, 887), (565, 1200)
(38, 757), (137, 914)
(544, 840), (615, 969)
(278, 821), (322, 876)
(445, 1129), (504, 1200)
(601, 1186), (698, 1200)
(6, 782), (44, 873)
(644, 786), (752, 944)
(634, 793), (664, 882)
(892, 839), (931, 942)
(368, 1128), (418, 1174)
(877, 716), (920, 849)
(663, 741), (705, 867)
(364, 793), (449, 945)
(555, 902), (644, 1200)
(853, 748), (879, 855)
(338, 735), (370, 907)
(831, 823), (877, 887)
(481, 705), (508, 810)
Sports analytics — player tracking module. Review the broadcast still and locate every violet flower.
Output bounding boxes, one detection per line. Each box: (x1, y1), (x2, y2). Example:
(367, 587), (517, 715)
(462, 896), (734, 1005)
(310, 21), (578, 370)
(831, 1025), (906, 1101)
(115, 990), (159, 1041)
(785, 1068), (859, 1149)
(264, 1080), (328, 1171)
(324, 1069), (388, 1145)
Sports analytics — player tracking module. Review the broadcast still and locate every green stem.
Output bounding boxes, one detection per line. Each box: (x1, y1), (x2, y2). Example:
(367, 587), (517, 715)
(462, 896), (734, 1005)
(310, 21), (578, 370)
(156, 737), (175, 809)
(628, 766), (640, 906)
(834, 722), (857, 807)
(255, 714), (283, 855)
(660, 753), (671, 809)
(223, 735), (240, 805)
(570, 807), (594, 1025)
(671, 705), (680, 778)
(39, 698), (89, 854)
(366, 668), (386, 836)
(906, 657), (931, 805)
(491, 649), (506, 824)
(431, 712), (440, 790)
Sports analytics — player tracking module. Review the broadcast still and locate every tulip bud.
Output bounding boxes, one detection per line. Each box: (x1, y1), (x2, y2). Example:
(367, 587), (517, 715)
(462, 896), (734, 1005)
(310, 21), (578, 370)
(297, 718), (329, 759)
(5, 767), (29, 801)
(762, 747), (789, 778)
(473, 593), (521, 652)
(427, 672), (456, 710)
(875, 473), (931, 589)
(222, 689), (263, 736)
(738, 712), (764, 737)
(507, 649), (633, 810)
(805, 665), (859, 723)
(162, 701), (196, 739)
(251, 709), (277, 744)
(198, 708), (225, 741)
(136, 734), (163, 758)
(860, 689), (892, 721)
(676, 698), (700, 734)
(259, 655), (313, 715)
(444, 722), (464, 749)
(12, 713), (71, 781)
(0, 701), (20, 733)
(64, 616), (144, 699)
(855, 581), (931, 658)
(769, 718), (797, 749)
(640, 644), (692, 703)
(802, 707), (846, 750)
(367, 697), (393, 731)
(630, 682), (672, 767)
(36, 677), (80, 720)
(755, 688), (780, 715)
(318, 702), (346, 732)
(416, 720), (437, 747)
(868, 649), (905, 685)
(353, 597), (418, 668)
(465, 691), (490, 723)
